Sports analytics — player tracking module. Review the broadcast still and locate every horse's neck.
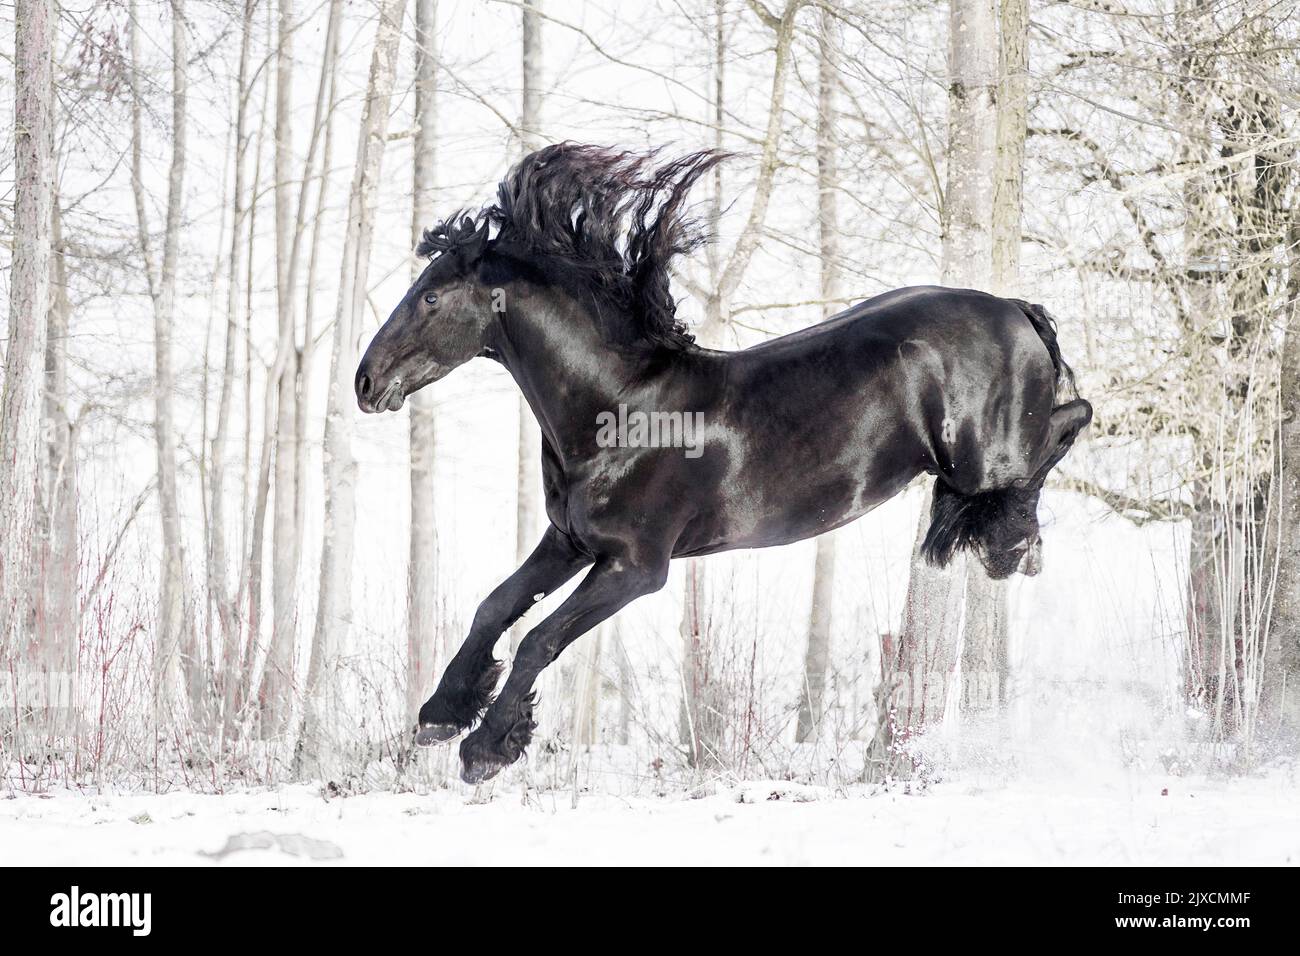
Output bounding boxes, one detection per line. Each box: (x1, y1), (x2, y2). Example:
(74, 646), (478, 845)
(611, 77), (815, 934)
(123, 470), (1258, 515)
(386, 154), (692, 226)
(491, 283), (652, 455)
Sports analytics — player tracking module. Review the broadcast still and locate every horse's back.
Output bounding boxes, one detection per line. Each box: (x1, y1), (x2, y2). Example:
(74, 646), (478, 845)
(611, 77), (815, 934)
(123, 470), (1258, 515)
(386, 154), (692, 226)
(837, 286), (1043, 352)
(738, 285), (1048, 366)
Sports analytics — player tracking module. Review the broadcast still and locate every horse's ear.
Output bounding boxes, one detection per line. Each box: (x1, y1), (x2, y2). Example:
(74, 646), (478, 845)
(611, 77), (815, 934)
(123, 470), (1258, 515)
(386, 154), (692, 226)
(463, 219), (491, 264)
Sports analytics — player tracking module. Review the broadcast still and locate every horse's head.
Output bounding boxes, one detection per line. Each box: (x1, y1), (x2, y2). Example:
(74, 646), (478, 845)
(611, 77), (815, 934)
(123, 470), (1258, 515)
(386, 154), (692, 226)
(922, 482), (1044, 579)
(356, 215), (494, 413)
(972, 489), (1043, 579)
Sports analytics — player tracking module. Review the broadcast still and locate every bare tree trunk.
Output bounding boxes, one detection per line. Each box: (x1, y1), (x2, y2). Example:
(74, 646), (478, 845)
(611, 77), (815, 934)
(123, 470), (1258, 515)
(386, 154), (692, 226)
(214, 0), (256, 739)
(259, 0), (344, 736)
(234, 22), (274, 722)
(296, 0), (343, 625)
(796, 8), (840, 744)
(991, 0), (1027, 294)
(612, 621), (632, 745)
(39, 198), (79, 730)
(1223, 36), (1288, 749)
(407, 0), (440, 723)
(571, 624), (604, 751)
(510, 0), (545, 653)
(676, 3), (728, 762)
(893, 505), (965, 731)
(283, 0), (337, 732)
(961, 565), (1008, 713)
(128, 0), (192, 719)
(939, 0), (997, 287)
(894, 0), (997, 733)
(1267, 208), (1300, 735)
(796, 537), (836, 742)
(704, 0), (725, 280)
(678, 558), (720, 767)
(1177, 1), (1236, 730)
(675, 1), (728, 761)
(520, 0), (543, 150)
(300, 0), (408, 780)
(960, 0), (1025, 718)
(1, 0), (53, 680)
(259, 0), (301, 737)
(247, 438), (272, 697)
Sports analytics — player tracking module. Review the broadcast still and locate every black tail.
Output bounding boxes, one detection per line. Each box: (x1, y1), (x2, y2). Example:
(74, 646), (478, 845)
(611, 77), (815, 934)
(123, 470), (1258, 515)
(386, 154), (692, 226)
(1008, 299), (1076, 399)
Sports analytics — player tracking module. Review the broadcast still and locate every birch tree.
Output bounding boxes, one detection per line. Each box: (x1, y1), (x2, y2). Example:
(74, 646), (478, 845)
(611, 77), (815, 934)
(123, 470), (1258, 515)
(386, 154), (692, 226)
(212, 0), (256, 735)
(510, 0), (545, 652)
(293, 0), (343, 663)
(1177, 1), (1230, 726)
(38, 197), (79, 724)
(676, 0), (731, 770)
(990, 0), (1027, 294)
(795, 6), (840, 744)
(893, 0), (997, 733)
(571, 624), (604, 754)
(1269, 209), (1300, 733)
(939, 0), (997, 286)
(301, 0), (408, 777)
(0, 0), (54, 672)
(258, 0), (303, 735)
(408, 0), (440, 723)
(245, 2), (281, 729)
(128, 0), (193, 715)
(237, 44), (272, 714)
(257, 0), (346, 735)
(959, 0), (1026, 715)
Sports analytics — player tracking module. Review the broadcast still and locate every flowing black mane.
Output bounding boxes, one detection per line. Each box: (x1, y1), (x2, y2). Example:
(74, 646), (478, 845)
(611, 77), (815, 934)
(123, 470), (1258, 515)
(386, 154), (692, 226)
(417, 144), (727, 349)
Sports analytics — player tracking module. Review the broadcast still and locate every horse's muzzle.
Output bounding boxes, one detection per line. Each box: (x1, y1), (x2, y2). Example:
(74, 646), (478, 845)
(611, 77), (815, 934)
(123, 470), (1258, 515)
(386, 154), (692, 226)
(1017, 538), (1043, 577)
(356, 369), (404, 413)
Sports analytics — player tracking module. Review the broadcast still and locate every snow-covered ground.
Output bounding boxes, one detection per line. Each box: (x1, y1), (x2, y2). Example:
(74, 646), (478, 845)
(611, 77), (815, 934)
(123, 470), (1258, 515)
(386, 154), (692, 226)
(3, 769), (1296, 866)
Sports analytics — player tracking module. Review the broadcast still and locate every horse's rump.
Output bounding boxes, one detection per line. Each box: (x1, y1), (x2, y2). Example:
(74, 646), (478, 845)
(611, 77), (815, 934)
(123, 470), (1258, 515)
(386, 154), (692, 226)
(1006, 298), (1076, 399)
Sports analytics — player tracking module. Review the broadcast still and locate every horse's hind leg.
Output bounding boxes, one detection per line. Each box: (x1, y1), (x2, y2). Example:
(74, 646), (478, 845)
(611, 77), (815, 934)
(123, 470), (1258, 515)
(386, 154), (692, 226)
(459, 554), (669, 784)
(415, 526), (590, 745)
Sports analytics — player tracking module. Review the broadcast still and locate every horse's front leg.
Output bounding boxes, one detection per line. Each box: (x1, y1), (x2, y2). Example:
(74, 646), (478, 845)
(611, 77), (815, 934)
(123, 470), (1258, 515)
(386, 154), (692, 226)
(415, 526), (591, 745)
(459, 554), (670, 783)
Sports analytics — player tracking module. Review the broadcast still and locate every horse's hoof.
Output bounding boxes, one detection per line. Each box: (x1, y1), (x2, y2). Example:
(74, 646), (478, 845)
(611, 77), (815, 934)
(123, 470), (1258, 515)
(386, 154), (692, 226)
(415, 723), (462, 746)
(460, 755), (509, 785)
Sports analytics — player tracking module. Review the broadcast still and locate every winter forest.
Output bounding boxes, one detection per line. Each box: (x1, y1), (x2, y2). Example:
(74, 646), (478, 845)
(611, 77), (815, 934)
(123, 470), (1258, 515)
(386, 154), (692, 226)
(2, 0), (1299, 866)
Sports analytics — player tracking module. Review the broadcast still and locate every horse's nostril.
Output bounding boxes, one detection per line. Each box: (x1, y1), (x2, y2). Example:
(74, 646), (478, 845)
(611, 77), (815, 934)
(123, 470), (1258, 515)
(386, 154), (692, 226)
(358, 374), (372, 398)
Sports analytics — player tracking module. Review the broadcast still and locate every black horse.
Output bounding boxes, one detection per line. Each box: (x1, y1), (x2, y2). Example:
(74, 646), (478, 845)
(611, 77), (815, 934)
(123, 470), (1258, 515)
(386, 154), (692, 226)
(356, 144), (1092, 783)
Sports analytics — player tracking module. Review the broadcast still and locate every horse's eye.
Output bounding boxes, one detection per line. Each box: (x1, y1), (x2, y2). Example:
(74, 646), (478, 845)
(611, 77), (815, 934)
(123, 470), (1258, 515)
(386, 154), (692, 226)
(423, 292), (438, 306)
